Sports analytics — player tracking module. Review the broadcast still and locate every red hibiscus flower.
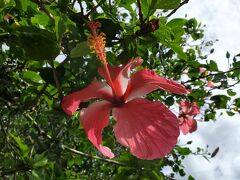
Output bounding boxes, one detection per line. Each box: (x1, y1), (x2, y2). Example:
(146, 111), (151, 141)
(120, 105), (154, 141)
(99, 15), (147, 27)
(179, 100), (200, 135)
(61, 21), (188, 160)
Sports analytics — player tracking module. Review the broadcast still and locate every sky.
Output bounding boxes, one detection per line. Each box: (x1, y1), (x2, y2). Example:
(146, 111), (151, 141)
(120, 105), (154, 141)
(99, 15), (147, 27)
(171, 0), (240, 179)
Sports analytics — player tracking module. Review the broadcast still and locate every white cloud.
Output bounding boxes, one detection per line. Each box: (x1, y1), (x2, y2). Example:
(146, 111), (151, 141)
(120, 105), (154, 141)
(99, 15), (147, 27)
(173, 0), (240, 70)
(172, 1), (240, 179)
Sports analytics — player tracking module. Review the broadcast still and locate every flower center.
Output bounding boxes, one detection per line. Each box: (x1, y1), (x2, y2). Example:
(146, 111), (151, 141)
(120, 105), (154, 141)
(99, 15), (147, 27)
(112, 96), (125, 107)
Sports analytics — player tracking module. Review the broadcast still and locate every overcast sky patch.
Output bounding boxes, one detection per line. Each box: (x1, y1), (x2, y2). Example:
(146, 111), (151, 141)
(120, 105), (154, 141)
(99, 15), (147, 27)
(173, 1), (240, 179)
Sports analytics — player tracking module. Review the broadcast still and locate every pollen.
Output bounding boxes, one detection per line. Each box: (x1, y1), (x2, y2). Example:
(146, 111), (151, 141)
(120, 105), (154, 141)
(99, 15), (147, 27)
(87, 21), (107, 65)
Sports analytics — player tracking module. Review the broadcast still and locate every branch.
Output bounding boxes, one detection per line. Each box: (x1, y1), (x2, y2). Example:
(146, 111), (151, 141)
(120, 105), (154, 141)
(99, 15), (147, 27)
(49, 62), (63, 98)
(137, 0), (144, 27)
(227, 80), (240, 89)
(31, 0), (54, 21)
(60, 55), (71, 66)
(23, 113), (52, 140)
(24, 113), (126, 166)
(85, 0), (105, 17)
(53, 68), (62, 97)
(166, 0), (190, 18)
(62, 145), (126, 166)
(77, 0), (84, 14)
(183, 67), (240, 84)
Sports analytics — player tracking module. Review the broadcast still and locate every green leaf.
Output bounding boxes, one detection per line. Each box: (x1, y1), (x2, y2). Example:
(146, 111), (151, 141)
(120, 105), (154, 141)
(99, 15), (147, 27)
(31, 170), (40, 179)
(234, 98), (240, 107)
(188, 175), (195, 180)
(213, 74), (227, 82)
(154, 25), (172, 44)
(141, 0), (153, 17)
(15, 26), (59, 60)
(185, 18), (198, 31)
(227, 89), (236, 96)
(10, 134), (30, 157)
(39, 68), (54, 85)
(226, 111), (235, 116)
(167, 18), (187, 27)
(210, 95), (230, 109)
(33, 153), (48, 168)
(55, 15), (67, 41)
(70, 41), (90, 58)
(0, 0), (14, 8)
(96, 18), (122, 45)
(170, 43), (187, 60)
(211, 147), (219, 158)
(226, 51), (230, 58)
(67, 159), (75, 167)
(155, 0), (181, 10)
(15, 0), (30, 11)
(22, 70), (43, 84)
(189, 89), (206, 99)
(175, 147), (192, 155)
(165, 96), (174, 106)
(39, 66), (65, 86)
(208, 60), (218, 71)
(171, 26), (185, 40)
(31, 13), (50, 27)
(233, 60), (240, 68)
(141, 0), (181, 17)
(232, 61), (240, 78)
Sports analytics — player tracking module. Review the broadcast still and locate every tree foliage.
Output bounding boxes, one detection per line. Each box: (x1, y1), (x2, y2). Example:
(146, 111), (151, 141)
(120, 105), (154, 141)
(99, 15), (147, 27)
(0, 0), (240, 179)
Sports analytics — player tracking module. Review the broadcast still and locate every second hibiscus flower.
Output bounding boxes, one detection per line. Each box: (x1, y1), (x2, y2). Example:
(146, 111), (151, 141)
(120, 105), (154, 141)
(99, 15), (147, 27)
(179, 100), (200, 135)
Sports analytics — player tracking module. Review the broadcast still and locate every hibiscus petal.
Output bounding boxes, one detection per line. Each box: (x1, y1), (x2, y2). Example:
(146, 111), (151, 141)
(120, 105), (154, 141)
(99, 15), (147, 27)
(179, 116), (197, 135)
(80, 100), (114, 158)
(179, 100), (190, 114)
(112, 98), (180, 160)
(189, 102), (200, 115)
(180, 100), (200, 115)
(125, 69), (188, 101)
(61, 79), (113, 116)
(98, 57), (143, 96)
(187, 117), (197, 133)
(179, 117), (189, 135)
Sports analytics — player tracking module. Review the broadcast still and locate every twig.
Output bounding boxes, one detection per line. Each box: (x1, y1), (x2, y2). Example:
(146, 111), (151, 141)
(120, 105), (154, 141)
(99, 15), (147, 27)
(23, 113), (126, 166)
(31, 0), (54, 21)
(78, 0), (84, 14)
(85, 0), (105, 17)
(108, 0), (112, 13)
(166, 0), (190, 18)
(137, 0), (144, 27)
(53, 68), (62, 96)
(183, 67), (240, 84)
(49, 62), (63, 98)
(23, 113), (52, 140)
(226, 80), (240, 89)
(60, 55), (71, 66)
(62, 145), (126, 166)
(72, 0), (77, 9)
(55, 121), (67, 139)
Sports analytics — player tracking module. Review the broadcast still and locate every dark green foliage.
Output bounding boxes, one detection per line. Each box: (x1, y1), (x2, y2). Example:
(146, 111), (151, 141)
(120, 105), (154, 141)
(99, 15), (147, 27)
(0, 0), (239, 179)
